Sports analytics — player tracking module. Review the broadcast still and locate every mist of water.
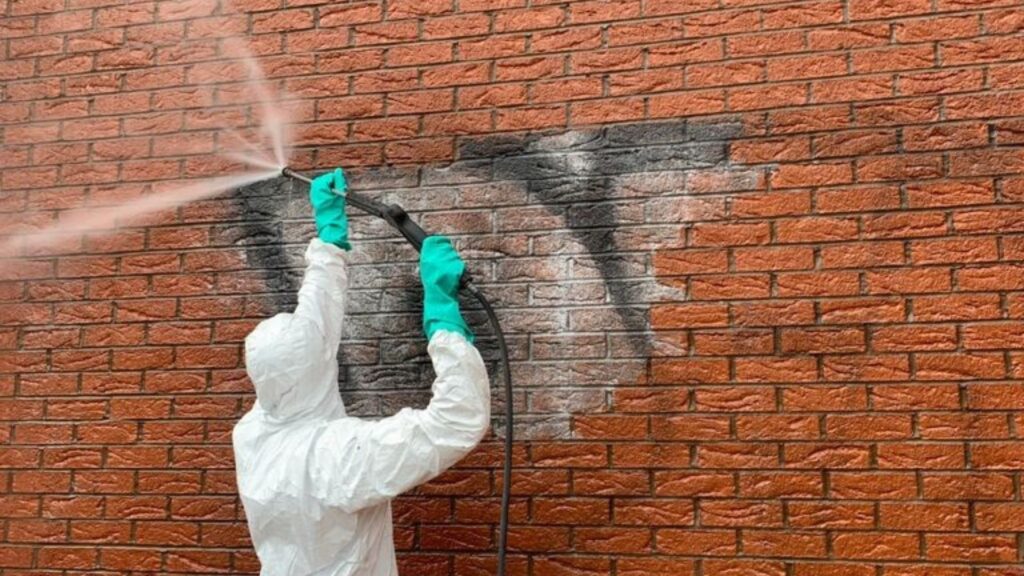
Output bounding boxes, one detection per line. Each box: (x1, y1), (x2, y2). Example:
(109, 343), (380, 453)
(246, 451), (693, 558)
(0, 0), (291, 274)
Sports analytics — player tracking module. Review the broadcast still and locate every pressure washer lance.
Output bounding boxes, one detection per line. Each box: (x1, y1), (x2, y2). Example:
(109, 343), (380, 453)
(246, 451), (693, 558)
(281, 167), (514, 576)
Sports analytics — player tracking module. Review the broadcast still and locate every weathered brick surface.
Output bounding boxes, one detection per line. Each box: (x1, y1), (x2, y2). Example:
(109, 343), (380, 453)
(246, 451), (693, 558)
(3, 0), (1024, 573)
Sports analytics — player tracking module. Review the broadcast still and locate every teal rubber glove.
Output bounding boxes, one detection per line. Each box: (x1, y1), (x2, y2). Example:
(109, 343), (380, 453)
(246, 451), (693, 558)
(309, 168), (350, 250)
(420, 236), (473, 342)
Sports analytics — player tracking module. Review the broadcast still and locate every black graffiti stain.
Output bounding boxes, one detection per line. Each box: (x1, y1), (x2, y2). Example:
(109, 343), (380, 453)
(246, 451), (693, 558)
(230, 118), (744, 411)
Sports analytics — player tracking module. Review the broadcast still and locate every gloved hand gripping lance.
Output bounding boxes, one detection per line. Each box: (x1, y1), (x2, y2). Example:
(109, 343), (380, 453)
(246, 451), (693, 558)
(280, 166), (513, 576)
(284, 167), (444, 263)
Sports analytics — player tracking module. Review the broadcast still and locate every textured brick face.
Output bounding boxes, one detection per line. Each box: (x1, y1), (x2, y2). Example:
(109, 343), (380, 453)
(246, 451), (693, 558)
(3, 0), (1024, 574)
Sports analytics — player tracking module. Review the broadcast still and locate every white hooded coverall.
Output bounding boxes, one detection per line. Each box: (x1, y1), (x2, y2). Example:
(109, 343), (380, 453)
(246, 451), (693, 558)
(233, 239), (491, 575)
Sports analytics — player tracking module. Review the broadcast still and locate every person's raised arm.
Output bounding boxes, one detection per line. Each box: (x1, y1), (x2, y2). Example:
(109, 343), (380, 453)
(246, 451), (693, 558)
(308, 237), (490, 513)
(294, 168), (350, 348)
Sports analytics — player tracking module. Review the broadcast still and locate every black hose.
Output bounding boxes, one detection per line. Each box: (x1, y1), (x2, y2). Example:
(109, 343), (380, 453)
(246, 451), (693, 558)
(465, 282), (513, 576)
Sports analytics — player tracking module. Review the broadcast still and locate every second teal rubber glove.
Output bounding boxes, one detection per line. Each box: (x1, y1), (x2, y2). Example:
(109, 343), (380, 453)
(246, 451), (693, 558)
(420, 236), (473, 342)
(309, 168), (350, 250)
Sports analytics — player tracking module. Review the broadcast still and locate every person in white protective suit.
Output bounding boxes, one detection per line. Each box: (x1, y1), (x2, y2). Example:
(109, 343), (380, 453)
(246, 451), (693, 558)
(232, 168), (491, 575)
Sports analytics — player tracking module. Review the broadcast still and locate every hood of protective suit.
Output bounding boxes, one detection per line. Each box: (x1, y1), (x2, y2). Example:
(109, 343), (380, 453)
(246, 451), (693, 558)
(244, 312), (343, 422)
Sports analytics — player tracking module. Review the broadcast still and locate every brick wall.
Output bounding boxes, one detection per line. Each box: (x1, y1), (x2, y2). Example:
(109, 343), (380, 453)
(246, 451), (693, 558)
(2, 0), (1024, 574)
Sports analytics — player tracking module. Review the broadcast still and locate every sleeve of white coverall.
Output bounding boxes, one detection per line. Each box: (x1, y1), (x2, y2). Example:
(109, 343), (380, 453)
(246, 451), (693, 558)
(294, 238), (348, 346)
(309, 330), (491, 513)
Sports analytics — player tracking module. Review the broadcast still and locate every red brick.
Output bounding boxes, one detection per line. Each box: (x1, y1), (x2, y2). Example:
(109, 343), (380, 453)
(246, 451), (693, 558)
(570, 0), (641, 23)
(872, 384), (961, 411)
(422, 62), (491, 88)
(778, 268), (860, 295)
(850, 0), (931, 20)
(609, 69), (685, 96)
(701, 500), (783, 528)
(609, 19), (684, 47)
(573, 471), (649, 496)
(878, 443), (965, 469)
(532, 27), (603, 53)
(576, 526), (651, 553)
(645, 0), (718, 16)
(833, 532), (920, 560)
(532, 556), (610, 576)
(700, 440), (778, 469)
(866, 267), (951, 294)
(944, 36), (1024, 65)
(657, 529), (737, 555)
(745, 530), (828, 557)
(318, 2), (381, 26)
(872, 325), (957, 352)
(863, 211), (947, 239)
(251, 8), (311, 32)
(895, 15), (979, 41)
(690, 273), (770, 300)
(919, 413), (1009, 440)
(814, 128), (897, 157)
(732, 136), (811, 163)
(815, 73), (897, 104)
(772, 162), (853, 189)
(685, 9), (760, 37)
(737, 472), (823, 499)
(533, 498), (608, 525)
(571, 98), (645, 125)
(693, 328), (774, 354)
(386, 0), (452, 18)
(384, 138), (454, 163)
(574, 415), (647, 440)
(354, 21), (418, 46)
(808, 23), (888, 50)
(650, 39), (723, 68)
(495, 55), (565, 82)
(824, 353), (910, 381)
(649, 90), (727, 117)
(821, 240), (904, 269)
(765, 1), (843, 28)
(619, 558), (697, 576)
(974, 503), (1024, 531)
(690, 60), (765, 87)
(494, 6), (565, 33)
(458, 36), (524, 61)
(536, 78), (598, 107)
(651, 358), (730, 384)
(459, 84), (528, 109)
(572, 47), (644, 74)
(768, 54), (847, 81)
(614, 444), (691, 469)
(925, 534), (1018, 563)
(731, 31), (805, 61)
(776, 216), (859, 243)
(789, 502), (876, 529)
(985, 6), (1024, 33)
